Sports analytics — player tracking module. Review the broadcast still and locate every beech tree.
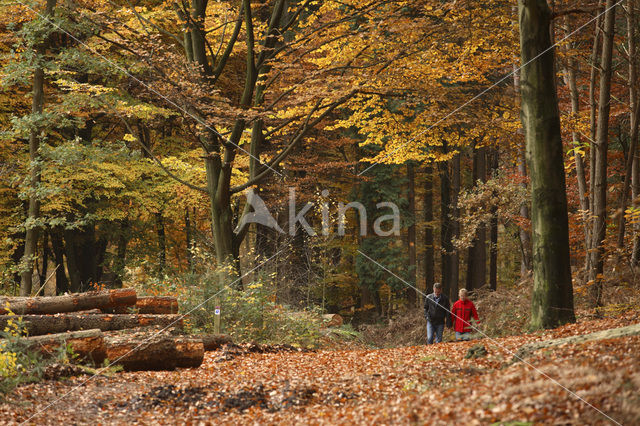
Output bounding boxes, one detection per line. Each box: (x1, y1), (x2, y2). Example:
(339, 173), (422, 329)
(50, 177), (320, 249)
(518, 0), (575, 328)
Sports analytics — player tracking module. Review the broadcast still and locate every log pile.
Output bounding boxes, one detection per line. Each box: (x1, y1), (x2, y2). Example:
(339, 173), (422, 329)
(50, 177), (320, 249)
(0, 289), (231, 371)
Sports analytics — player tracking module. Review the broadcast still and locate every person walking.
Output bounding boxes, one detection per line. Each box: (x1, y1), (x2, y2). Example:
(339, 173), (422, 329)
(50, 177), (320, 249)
(451, 288), (480, 341)
(424, 283), (451, 344)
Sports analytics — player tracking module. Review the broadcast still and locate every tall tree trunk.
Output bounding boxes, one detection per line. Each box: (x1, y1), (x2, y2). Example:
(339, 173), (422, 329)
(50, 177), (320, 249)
(518, 0), (575, 328)
(49, 228), (69, 295)
(617, 0), (639, 248)
(439, 160), (452, 297)
(517, 148), (533, 275)
(19, 0), (56, 296)
(39, 232), (49, 289)
(489, 149), (499, 291)
(423, 164), (435, 297)
(156, 212), (166, 276)
(589, 0), (616, 307)
(561, 16), (590, 255)
(513, 10), (533, 277)
(450, 152), (461, 301)
(586, 0), (604, 275)
(466, 144), (487, 291)
(185, 208), (193, 271)
(64, 229), (82, 293)
(113, 220), (129, 288)
(406, 163), (417, 306)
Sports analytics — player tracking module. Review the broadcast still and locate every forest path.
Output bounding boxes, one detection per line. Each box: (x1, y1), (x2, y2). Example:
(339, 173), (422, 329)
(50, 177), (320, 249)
(2, 311), (639, 425)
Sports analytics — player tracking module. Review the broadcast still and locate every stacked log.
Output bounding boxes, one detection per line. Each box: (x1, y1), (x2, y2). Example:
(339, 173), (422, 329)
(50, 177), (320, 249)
(0, 313), (183, 336)
(0, 289), (222, 371)
(107, 296), (179, 314)
(19, 329), (106, 364)
(0, 288), (136, 315)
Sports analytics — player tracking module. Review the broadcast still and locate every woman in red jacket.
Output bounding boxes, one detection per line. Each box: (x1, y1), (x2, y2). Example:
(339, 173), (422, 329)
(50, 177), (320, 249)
(451, 289), (480, 340)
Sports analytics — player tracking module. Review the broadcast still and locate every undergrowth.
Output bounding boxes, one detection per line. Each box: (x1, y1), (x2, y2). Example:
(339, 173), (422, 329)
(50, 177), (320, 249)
(0, 307), (76, 395)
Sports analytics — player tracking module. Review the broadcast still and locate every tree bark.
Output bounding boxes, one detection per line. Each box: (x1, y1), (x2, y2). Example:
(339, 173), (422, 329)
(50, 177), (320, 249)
(49, 228), (69, 294)
(589, 0), (616, 307)
(514, 61), (533, 276)
(439, 160), (452, 297)
(13, 329), (106, 365)
(109, 296), (179, 314)
(196, 334), (233, 351)
(0, 288), (136, 315)
(450, 153), (461, 301)
(586, 0), (604, 275)
(518, 0), (575, 328)
(466, 144), (487, 290)
(561, 16), (590, 255)
(20, 0), (57, 296)
(406, 163), (417, 306)
(105, 333), (179, 371)
(156, 212), (166, 276)
(489, 148), (499, 291)
(185, 208), (193, 270)
(617, 0), (639, 248)
(0, 313), (183, 336)
(174, 337), (205, 368)
(424, 164), (435, 295)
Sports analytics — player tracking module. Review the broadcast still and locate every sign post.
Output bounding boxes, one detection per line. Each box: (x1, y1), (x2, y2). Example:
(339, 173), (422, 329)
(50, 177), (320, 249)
(214, 297), (221, 334)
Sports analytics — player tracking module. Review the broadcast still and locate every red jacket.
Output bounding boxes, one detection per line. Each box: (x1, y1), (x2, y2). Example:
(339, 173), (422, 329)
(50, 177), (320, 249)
(451, 299), (479, 333)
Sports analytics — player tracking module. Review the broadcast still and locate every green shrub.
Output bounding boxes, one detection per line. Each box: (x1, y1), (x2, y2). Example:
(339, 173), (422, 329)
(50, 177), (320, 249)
(0, 307), (75, 395)
(177, 268), (322, 348)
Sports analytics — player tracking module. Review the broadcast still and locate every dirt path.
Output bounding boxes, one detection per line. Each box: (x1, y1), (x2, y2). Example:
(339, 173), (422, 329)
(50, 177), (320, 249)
(2, 313), (639, 425)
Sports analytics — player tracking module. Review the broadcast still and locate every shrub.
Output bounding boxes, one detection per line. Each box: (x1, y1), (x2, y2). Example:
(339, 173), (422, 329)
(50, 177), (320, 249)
(0, 307), (74, 395)
(177, 267), (322, 348)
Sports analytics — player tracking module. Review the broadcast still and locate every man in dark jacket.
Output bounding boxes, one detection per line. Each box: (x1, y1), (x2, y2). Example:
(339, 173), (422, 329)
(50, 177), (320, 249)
(424, 282), (451, 344)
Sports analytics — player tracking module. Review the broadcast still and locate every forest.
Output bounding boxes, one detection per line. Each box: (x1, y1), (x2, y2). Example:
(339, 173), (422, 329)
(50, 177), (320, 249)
(0, 0), (639, 424)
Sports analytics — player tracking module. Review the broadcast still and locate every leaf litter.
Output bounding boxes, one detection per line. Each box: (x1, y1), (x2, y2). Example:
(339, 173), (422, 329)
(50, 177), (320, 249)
(0, 311), (638, 425)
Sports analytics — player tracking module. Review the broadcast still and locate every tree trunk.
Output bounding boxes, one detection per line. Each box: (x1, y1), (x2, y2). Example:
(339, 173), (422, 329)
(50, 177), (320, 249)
(514, 62), (533, 276)
(196, 334), (233, 351)
(617, 0), (639, 248)
(466, 144), (487, 291)
(156, 212), (166, 276)
(0, 313), (183, 336)
(109, 296), (179, 314)
(14, 329), (106, 365)
(20, 0), (57, 296)
(0, 288), (136, 315)
(589, 0), (616, 307)
(439, 160), (452, 297)
(406, 163), (417, 306)
(561, 17), (590, 255)
(185, 208), (193, 271)
(38, 232), (48, 288)
(450, 153), (461, 301)
(64, 226), (103, 292)
(586, 0), (604, 275)
(518, 0), (575, 328)
(105, 333), (179, 371)
(489, 149), (499, 291)
(49, 228), (69, 295)
(424, 164), (435, 295)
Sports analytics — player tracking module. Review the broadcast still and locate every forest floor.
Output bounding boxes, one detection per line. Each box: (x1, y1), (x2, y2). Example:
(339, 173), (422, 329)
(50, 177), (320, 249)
(2, 310), (639, 425)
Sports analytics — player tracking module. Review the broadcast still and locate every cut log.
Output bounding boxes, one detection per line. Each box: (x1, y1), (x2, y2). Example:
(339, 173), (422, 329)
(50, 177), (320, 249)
(514, 323), (640, 361)
(196, 334), (233, 351)
(105, 333), (179, 371)
(136, 296), (179, 314)
(175, 337), (205, 368)
(0, 289), (137, 315)
(0, 313), (183, 336)
(12, 329), (106, 365)
(107, 296), (179, 314)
